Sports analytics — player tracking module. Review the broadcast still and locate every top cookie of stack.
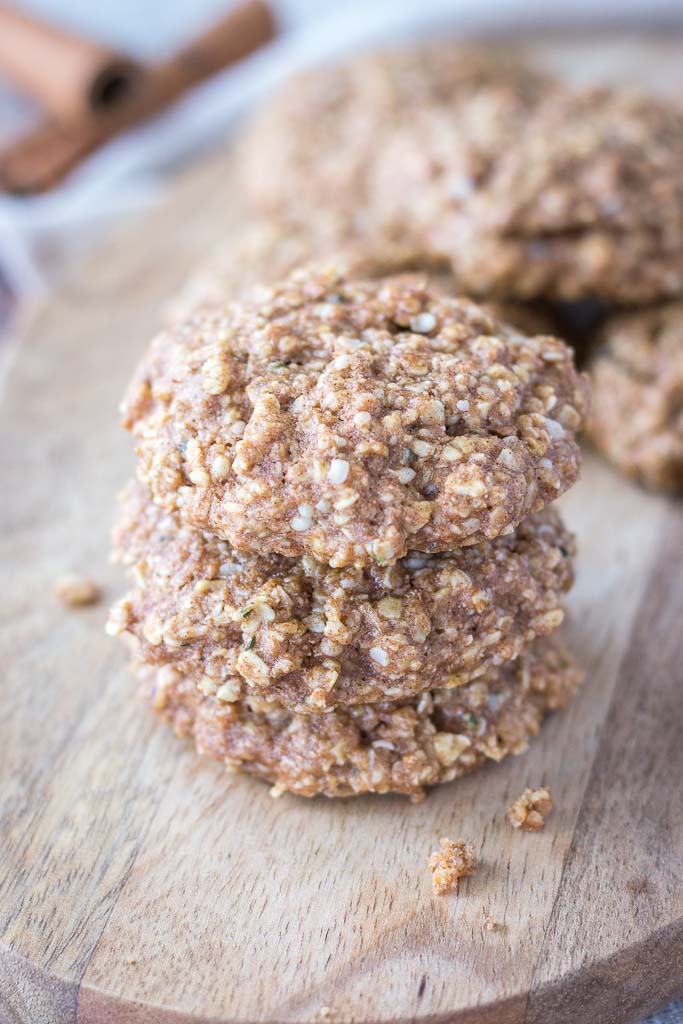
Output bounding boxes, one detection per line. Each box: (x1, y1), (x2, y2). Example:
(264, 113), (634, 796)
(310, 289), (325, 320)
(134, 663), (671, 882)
(123, 262), (587, 570)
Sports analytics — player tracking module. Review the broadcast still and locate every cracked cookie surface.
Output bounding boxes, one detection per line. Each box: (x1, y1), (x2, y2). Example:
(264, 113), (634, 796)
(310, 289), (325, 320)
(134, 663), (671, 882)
(123, 263), (587, 567)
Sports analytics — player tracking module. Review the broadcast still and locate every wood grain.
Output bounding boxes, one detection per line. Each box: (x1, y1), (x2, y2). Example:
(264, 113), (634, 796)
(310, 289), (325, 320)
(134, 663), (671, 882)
(1, 32), (682, 1024)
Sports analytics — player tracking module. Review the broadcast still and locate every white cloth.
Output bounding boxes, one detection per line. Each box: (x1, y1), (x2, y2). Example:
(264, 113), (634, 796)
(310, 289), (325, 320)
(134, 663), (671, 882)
(646, 1003), (683, 1024)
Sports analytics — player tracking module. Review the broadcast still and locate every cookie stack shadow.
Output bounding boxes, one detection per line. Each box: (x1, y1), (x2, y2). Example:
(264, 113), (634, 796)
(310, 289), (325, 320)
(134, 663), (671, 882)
(108, 260), (588, 802)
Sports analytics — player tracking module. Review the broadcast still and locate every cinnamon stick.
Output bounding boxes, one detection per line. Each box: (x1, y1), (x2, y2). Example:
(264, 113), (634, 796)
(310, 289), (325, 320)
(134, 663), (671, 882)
(0, 4), (141, 121)
(0, 0), (277, 193)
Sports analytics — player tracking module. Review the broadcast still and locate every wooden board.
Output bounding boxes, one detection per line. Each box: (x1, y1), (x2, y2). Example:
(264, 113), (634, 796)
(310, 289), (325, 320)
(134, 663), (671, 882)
(1, 32), (683, 1024)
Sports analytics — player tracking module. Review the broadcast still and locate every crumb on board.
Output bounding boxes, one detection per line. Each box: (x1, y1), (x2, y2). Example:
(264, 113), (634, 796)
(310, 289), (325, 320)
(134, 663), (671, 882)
(625, 876), (651, 897)
(507, 786), (554, 831)
(483, 911), (504, 932)
(55, 573), (101, 608)
(428, 838), (477, 895)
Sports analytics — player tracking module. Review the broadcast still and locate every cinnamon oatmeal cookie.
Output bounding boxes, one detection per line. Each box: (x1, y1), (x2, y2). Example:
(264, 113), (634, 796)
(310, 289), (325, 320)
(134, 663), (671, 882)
(136, 637), (584, 801)
(123, 263), (587, 567)
(237, 45), (555, 221)
(586, 303), (683, 492)
(168, 216), (446, 323)
(439, 89), (683, 303)
(367, 69), (554, 244)
(169, 216), (555, 340)
(108, 480), (575, 712)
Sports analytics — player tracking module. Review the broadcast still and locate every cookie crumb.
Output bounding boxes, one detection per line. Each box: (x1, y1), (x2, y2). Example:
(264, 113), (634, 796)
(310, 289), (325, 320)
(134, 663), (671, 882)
(626, 876), (650, 897)
(483, 911), (504, 932)
(428, 838), (477, 895)
(507, 786), (553, 831)
(55, 573), (101, 608)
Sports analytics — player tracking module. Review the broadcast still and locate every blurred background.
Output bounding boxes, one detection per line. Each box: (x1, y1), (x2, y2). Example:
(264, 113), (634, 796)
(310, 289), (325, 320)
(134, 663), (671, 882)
(1, 0), (683, 323)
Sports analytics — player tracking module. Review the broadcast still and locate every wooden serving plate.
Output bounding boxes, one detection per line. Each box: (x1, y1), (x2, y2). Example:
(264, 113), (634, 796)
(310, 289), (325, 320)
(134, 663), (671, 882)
(1, 32), (682, 1024)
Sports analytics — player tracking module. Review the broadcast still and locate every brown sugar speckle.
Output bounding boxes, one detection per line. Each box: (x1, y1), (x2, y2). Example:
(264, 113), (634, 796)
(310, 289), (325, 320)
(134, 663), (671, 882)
(428, 838), (477, 895)
(507, 786), (553, 831)
(55, 573), (101, 608)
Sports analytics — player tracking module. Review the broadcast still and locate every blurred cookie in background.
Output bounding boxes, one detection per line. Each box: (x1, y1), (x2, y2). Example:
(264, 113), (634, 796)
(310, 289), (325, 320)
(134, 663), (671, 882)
(236, 44), (556, 225)
(587, 303), (683, 492)
(440, 88), (683, 304)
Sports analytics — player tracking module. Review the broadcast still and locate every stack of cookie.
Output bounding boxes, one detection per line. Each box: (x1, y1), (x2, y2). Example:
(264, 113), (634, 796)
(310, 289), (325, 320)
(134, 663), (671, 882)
(109, 260), (587, 800)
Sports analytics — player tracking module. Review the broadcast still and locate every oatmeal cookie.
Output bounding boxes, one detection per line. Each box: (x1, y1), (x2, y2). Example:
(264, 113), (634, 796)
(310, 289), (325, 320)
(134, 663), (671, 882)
(136, 637), (584, 801)
(108, 480), (575, 712)
(168, 215), (447, 323)
(237, 45), (555, 220)
(586, 303), (683, 492)
(441, 89), (683, 303)
(169, 215), (555, 340)
(367, 67), (553, 243)
(123, 263), (587, 567)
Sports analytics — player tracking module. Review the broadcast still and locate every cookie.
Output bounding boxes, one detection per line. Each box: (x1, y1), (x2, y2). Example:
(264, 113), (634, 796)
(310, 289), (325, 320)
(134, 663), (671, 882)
(108, 480), (575, 712)
(440, 89), (683, 303)
(168, 216), (446, 323)
(136, 637), (583, 801)
(123, 262), (587, 567)
(367, 65), (553, 243)
(169, 216), (554, 341)
(237, 45), (555, 221)
(586, 303), (683, 492)
(169, 215), (557, 345)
